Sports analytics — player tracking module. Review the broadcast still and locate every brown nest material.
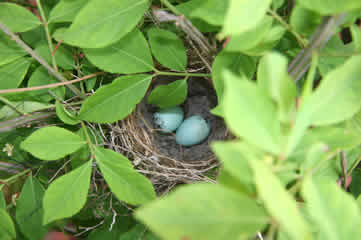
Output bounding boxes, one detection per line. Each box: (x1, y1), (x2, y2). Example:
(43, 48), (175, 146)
(106, 77), (228, 195)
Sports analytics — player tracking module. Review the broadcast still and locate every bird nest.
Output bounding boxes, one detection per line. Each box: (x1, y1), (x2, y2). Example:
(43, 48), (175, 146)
(105, 77), (228, 195)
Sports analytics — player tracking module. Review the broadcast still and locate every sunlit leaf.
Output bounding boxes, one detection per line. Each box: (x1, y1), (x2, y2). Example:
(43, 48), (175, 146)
(0, 209), (16, 240)
(298, 0), (361, 15)
(0, 3), (41, 32)
(147, 79), (187, 108)
(78, 74), (152, 123)
(0, 58), (31, 90)
(43, 161), (92, 224)
(20, 126), (86, 161)
(95, 147), (155, 205)
(49, 0), (89, 23)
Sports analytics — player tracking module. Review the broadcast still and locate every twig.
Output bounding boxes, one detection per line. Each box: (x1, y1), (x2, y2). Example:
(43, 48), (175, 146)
(36, 0), (57, 71)
(0, 112), (55, 133)
(0, 95), (25, 116)
(0, 21), (84, 98)
(0, 72), (103, 94)
(288, 14), (347, 82)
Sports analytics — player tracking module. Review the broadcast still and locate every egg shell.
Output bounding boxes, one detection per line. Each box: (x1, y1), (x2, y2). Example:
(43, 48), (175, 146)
(176, 115), (210, 146)
(153, 106), (184, 132)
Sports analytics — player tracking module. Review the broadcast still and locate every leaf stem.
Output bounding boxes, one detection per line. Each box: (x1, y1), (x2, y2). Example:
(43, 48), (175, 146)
(0, 95), (25, 116)
(155, 70), (211, 78)
(36, 0), (58, 71)
(81, 121), (95, 159)
(159, 0), (182, 15)
(268, 9), (308, 48)
(0, 21), (84, 98)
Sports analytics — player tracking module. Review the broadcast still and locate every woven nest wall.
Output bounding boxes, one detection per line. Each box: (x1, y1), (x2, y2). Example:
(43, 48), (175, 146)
(106, 77), (228, 194)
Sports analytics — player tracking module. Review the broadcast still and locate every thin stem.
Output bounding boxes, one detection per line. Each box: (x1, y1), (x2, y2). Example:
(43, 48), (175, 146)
(0, 95), (25, 115)
(268, 9), (308, 47)
(0, 72), (103, 94)
(36, 0), (57, 71)
(0, 168), (31, 184)
(0, 21), (84, 98)
(81, 121), (95, 159)
(155, 70), (211, 78)
(159, 0), (182, 15)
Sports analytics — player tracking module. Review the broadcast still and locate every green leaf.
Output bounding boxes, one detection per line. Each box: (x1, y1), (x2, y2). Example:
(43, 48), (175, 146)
(0, 58), (31, 90)
(62, 0), (149, 48)
(302, 178), (361, 239)
(250, 159), (312, 240)
(55, 101), (80, 125)
(48, 0), (89, 23)
(176, 0), (228, 26)
(78, 74), (152, 123)
(288, 55), (361, 155)
(242, 24), (286, 56)
(16, 176), (48, 240)
(94, 147), (156, 205)
(84, 29), (154, 74)
(27, 66), (65, 102)
(147, 28), (187, 71)
(257, 52), (297, 122)
(135, 184), (268, 240)
(350, 24), (361, 52)
(43, 160), (92, 224)
(147, 79), (187, 108)
(0, 209), (16, 240)
(300, 143), (328, 175)
(222, 0), (272, 35)
(0, 3), (41, 32)
(0, 32), (27, 67)
(212, 50), (256, 102)
(0, 101), (50, 120)
(298, 0), (361, 15)
(0, 191), (5, 210)
(225, 16), (273, 52)
(290, 5), (321, 37)
(20, 126), (86, 161)
(223, 71), (281, 154)
(211, 141), (255, 188)
(34, 43), (75, 70)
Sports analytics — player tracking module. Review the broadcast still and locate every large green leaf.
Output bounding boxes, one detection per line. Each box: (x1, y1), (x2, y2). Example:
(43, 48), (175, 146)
(147, 79), (187, 108)
(302, 178), (361, 239)
(84, 29), (154, 74)
(94, 147), (156, 205)
(298, 0), (361, 14)
(78, 74), (152, 123)
(136, 184), (268, 240)
(0, 209), (16, 240)
(20, 126), (86, 161)
(16, 176), (48, 240)
(222, 0), (272, 35)
(223, 71), (281, 154)
(48, 0), (89, 23)
(176, 0), (228, 26)
(287, 55), (361, 155)
(62, 0), (149, 48)
(225, 16), (273, 52)
(257, 52), (297, 122)
(147, 28), (187, 71)
(0, 32), (27, 67)
(27, 66), (65, 102)
(0, 58), (31, 90)
(212, 50), (256, 102)
(250, 159), (312, 240)
(0, 3), (41, 32)
(43, 160), (92, 224)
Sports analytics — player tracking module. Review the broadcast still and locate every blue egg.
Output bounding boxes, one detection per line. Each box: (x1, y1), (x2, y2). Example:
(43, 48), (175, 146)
(176, 115), (210, 146)
(153, 106), (184, 132)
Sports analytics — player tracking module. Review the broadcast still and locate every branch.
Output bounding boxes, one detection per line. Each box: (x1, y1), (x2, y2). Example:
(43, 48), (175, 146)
(288, 14), (347, 82)
(0, 21), (84, 98)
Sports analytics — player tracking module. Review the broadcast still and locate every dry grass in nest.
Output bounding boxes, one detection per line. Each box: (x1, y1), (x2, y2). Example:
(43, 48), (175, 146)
(106, 102), (227, 195)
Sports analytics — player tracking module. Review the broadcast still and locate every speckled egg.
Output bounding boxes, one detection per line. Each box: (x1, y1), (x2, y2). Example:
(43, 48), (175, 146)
(176, 115), (210, 146)
(153, 106), (184, 132)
